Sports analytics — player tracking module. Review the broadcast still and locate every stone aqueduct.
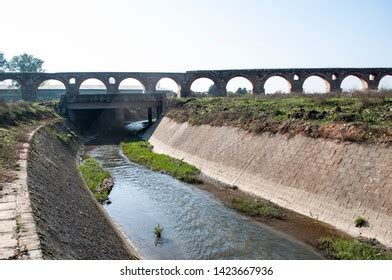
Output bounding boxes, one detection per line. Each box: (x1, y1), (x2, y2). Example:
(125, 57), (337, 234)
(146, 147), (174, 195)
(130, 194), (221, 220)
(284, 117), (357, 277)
(1, 68), (392, 101)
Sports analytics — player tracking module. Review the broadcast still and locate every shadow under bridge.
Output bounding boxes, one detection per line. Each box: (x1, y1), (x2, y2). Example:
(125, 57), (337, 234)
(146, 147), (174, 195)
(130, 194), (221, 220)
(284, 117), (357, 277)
(60, 93), (166, 127)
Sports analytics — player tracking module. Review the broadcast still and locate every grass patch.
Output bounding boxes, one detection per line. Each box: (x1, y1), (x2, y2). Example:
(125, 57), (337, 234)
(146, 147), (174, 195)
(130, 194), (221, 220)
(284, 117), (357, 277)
(79, 157), (112, 203)
(318, 237), (392, 260)
(0, 128), (19, 176)
(56, 133), (74, 144)
(230, 197), (284, 219)
(166, 91), (392, 143)
(0, 101), (58, 180)
(121, 140), (200, 183)
(0, 100), (57, 127)
(48, 127), (75, 145)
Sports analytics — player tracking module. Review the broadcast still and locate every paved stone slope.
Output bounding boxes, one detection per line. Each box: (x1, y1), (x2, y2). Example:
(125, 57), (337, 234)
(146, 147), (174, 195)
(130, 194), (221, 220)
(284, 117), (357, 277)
(148, 117), (392, 247)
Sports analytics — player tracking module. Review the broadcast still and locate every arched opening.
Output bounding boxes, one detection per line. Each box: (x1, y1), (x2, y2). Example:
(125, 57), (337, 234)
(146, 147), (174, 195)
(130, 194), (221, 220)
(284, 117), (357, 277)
(109, 77), (116, 84)
(156, 78), (180, 98)
(190, 78), (215, 96)
(303, 76), (330, 94)
(0, 79), (22, 102)
(264, 76), (291, 94)
(226, 76), (253, 95)
(69, 78), (76, 84)
(37, 79), (66, 101)
(341, 75), (368, 92)
(118, 78), (145, 94)
(79, 78), (107, 94)
(378, 75), (392, 90)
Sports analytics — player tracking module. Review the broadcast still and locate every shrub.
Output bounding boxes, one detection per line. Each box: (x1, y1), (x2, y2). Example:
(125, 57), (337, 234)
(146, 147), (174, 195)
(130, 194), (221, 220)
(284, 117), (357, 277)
(354, 216), (368, 228)
(0, 100), (10, 118)
(56, 133), (73, 144)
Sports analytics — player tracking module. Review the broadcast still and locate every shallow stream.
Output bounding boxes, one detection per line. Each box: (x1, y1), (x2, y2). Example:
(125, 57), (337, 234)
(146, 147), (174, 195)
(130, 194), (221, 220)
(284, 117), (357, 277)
(87, 128), (322, 259)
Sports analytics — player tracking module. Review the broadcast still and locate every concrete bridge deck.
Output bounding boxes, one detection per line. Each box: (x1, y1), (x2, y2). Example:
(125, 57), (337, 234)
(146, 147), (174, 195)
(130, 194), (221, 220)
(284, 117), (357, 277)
(61, 93), (166, 126)
(63, 93), (166, 110)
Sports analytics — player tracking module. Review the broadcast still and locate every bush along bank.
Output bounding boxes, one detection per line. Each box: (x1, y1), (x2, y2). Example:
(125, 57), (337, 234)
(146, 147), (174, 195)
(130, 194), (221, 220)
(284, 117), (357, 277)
(79, 157), (113, 203)
(121, 139), (200, 183)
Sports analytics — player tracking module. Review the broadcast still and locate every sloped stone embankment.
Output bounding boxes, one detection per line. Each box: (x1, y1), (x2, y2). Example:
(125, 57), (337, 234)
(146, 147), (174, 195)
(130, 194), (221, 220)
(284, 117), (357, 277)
(147, 117), (392, 247)
(27, 121), (136, 259)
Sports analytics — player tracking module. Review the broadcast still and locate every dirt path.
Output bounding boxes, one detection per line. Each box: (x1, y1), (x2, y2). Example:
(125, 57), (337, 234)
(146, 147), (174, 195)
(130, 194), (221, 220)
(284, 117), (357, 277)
(0, 126), (43, 260)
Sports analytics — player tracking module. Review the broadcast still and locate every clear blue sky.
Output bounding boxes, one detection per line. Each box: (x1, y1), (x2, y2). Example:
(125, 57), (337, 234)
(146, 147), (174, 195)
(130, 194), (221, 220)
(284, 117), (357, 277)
(1, 0), (392, 92)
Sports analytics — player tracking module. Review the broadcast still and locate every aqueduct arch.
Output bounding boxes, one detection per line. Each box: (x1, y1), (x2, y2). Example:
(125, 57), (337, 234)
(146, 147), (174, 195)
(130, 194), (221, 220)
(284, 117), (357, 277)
(340, 74), (369, 92)
(378, 74), (392, 90)
(155, 77), (181, 96)
(36, 79), (68, 101)
(118, 78), (146, 93)
(78, 78), (108, 94)
(263, 75), (292, 94)
(302, 74), (331, 93)
(190, 77), (216, 96)
(35, 78), (68, 91)
(0, 79), (22, 102)
(225, 76), (254, 94)
(0, 68), (391, 100)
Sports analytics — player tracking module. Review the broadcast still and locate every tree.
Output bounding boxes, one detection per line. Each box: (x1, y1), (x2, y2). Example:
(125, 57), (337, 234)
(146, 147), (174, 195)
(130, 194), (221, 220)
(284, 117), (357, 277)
(6, 53), (45, 73)
(235, 87), (248, 95)
(208, 84), (216, 96)
(0, 52), (6, 72)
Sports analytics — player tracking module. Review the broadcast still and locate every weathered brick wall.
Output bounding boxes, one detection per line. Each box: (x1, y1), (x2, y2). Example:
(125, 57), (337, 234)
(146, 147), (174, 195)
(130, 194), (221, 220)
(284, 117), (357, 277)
(148, 117), (392, 247)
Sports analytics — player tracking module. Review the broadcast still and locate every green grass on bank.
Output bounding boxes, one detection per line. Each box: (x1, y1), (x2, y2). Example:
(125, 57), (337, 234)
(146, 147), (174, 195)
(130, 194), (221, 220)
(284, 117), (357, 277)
(230, 197), (284, 219)
(167, 92), (392, 142)
(318, 237), (392, 260)
(0, 101), (58, 180)
(121, 140), (200, 183)
(48, 126), (76, 146)
(0, 126), (23, 179)
(0, 100), (57, 127)
(79, 157), (112, 203)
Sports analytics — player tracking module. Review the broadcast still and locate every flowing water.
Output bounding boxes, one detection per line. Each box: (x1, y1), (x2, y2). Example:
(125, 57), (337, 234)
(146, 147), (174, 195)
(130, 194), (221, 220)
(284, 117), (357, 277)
(87, 123), (323, 259)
